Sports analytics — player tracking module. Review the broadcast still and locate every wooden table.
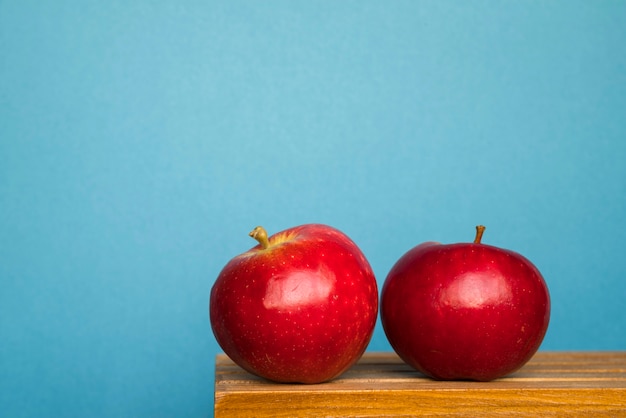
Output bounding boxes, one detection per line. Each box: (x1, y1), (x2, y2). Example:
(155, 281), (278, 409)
(214, 351), (626, 417)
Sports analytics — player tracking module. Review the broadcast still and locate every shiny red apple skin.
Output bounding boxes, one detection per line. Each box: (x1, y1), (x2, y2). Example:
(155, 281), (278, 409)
(381, 230), (550, 381)
(210, 224), (378, 384)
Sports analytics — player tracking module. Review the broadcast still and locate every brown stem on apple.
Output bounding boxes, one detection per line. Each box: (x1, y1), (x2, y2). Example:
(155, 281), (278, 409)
(249, 226), (270, 249)
(474, 225), (486, 244)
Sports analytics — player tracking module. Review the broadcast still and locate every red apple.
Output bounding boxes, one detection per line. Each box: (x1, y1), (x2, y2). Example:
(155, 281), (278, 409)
(381, 226), (550, 381)
(210, 223), (378, 383)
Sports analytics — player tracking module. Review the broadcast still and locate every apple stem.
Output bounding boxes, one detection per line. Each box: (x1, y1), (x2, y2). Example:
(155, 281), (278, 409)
(474, 225), (486, 244)
(249, 226), (270, 249)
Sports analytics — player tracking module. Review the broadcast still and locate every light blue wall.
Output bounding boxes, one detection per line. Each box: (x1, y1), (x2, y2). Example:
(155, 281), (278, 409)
(2, 1), (625, 416)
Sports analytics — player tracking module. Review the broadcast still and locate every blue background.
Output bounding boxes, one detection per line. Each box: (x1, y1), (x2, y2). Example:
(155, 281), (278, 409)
(2, 1), (625, 416)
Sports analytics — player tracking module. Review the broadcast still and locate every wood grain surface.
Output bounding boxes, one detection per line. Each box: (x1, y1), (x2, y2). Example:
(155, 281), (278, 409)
(214, 351), (626, 417)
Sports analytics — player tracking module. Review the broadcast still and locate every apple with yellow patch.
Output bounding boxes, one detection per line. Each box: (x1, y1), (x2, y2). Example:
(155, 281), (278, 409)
(210, 224), (378, 383)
